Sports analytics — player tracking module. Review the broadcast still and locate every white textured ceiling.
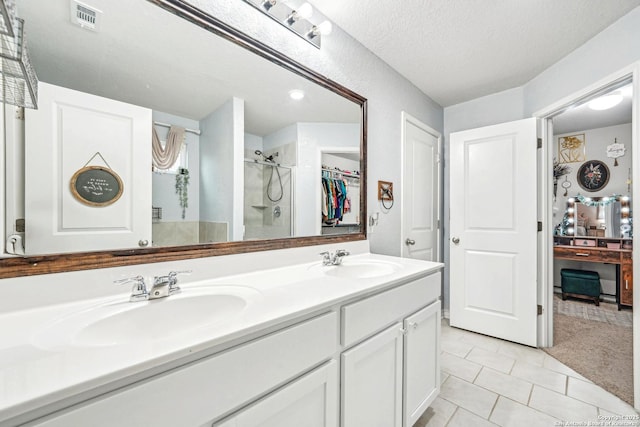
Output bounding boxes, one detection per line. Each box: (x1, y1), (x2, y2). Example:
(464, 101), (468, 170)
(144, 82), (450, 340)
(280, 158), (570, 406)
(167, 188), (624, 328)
(308, 0), (640, 107)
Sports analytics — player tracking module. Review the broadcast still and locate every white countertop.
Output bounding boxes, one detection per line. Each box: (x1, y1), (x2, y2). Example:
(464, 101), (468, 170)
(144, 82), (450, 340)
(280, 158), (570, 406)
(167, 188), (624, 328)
(0, 250), (442, 425)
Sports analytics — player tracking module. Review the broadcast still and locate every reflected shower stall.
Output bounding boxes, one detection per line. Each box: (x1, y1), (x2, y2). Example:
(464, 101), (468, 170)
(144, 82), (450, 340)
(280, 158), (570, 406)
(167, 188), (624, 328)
(244, 151), (294, 240)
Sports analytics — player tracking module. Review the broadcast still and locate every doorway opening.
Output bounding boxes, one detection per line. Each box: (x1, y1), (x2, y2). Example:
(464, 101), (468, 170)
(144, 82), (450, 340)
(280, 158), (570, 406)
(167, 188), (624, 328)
(537, 68), (638, 408)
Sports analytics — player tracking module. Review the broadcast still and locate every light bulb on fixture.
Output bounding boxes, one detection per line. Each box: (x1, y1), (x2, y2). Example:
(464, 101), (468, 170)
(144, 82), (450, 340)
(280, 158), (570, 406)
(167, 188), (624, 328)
(287, 2), (313, 24)
(588, 93), (623, 110)
(307, 20), (332, 39)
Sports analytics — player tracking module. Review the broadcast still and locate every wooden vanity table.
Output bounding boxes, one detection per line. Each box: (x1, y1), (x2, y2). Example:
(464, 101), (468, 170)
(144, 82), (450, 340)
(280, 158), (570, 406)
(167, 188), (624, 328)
(554, 236), (633, 310)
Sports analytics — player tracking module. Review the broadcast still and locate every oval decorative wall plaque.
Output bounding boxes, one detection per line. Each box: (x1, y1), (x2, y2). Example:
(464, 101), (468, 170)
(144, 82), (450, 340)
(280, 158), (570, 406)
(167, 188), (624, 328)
(70, 166), (123, 207)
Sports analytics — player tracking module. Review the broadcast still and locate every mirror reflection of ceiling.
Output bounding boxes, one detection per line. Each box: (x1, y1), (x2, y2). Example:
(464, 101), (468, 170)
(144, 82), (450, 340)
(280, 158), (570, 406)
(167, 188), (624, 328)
(18, 0), (360, 136)
(553, 83), (633, 135)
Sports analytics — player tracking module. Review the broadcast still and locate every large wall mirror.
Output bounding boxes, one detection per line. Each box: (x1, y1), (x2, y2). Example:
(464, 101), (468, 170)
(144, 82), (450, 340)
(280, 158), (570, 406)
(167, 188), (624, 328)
(1, 0), (367, 277)
(560, 195), (632, 239)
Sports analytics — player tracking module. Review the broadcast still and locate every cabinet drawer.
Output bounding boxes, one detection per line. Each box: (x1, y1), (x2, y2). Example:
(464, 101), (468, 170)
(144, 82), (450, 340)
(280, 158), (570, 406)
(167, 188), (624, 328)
(341, 273), (440, 348)
(554, 247), (621, 263)
(30, 312), (338, 427)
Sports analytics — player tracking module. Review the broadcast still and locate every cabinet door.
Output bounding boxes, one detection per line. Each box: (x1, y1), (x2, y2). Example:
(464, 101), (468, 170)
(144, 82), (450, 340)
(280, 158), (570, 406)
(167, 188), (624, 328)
(341, 323), (404, 427)
(403, 301), (441, 426)
(215, 361), (338, 427)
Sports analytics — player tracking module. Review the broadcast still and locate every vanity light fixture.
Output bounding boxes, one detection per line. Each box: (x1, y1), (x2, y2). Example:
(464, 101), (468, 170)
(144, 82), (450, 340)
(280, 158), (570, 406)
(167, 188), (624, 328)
(588, 93), (623, 111)
(242, 0), (332, 48)
(289, 89), (305, 100)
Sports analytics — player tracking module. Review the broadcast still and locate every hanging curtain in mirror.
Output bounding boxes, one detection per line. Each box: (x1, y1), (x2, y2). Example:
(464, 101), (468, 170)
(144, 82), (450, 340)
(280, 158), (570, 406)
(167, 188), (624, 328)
(152, 125), (186, 170)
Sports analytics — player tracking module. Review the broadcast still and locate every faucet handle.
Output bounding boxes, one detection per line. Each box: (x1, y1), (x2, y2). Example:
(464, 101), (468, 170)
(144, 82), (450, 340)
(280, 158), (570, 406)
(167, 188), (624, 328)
(166, 270), (192, 294)
(333, 249), (350, 265)
(168, 270), (192, 278)
(114, 276), (149, 302)
(319, 251), (332, 265)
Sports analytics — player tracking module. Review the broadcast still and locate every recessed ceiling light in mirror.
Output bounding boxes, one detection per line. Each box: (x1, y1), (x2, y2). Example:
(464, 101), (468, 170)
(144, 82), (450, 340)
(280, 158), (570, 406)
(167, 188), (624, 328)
(588, 93), (623, 110)
(289, 89), (305, 100)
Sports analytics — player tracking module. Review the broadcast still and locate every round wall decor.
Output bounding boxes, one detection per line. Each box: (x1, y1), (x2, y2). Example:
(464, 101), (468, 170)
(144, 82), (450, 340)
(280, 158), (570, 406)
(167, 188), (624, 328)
(576, 160), (610, 192)
(70, 166), (123, 206)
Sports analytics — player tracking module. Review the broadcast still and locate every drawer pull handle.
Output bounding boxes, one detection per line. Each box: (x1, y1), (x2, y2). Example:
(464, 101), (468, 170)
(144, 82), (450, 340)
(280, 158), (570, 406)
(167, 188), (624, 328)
(626, 280), (629, 290)
(575, 253), (590, 257)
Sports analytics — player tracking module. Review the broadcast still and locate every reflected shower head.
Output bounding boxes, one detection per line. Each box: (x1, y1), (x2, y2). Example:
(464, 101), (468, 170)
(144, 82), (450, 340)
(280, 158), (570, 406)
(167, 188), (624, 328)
(255, 150), (277, 162)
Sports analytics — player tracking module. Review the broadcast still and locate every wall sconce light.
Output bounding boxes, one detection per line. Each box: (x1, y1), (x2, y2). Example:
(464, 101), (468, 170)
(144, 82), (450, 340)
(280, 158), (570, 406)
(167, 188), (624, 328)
(243, 0), (332, 48)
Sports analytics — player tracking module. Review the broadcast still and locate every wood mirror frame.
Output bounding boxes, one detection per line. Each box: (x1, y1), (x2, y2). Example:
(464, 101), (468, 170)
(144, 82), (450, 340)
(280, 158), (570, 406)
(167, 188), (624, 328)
(0, 0), (367, 279)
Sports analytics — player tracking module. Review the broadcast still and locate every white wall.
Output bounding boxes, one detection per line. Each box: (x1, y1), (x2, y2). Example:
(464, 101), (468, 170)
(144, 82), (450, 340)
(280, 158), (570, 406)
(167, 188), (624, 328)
(553, 123), (633, 218)
(199, 97), (244, 240)
(441, 7), (640, 310)
(185, 0), (444, 255)
(244, 132), (263, 154)
(151, 111), (201, 222)
(263, 124), (297, 161)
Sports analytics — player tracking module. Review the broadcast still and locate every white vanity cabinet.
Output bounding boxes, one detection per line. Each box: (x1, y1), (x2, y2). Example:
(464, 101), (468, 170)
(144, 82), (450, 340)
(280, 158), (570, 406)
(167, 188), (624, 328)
(27, 313), (338, 427)
(340, 273), (441, 427)
(19, 267), (442, 427)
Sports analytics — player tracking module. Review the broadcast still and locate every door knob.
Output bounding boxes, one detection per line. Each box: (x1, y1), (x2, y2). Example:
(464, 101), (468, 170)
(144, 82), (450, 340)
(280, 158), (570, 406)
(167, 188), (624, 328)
(405, 238), (416, 246)
(138, 239), (149, 247)
(452, 237), (460, 244)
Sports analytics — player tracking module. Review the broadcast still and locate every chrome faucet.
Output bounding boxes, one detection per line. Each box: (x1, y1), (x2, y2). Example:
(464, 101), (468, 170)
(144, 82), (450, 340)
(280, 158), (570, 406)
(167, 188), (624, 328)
(114, 270), (191, 302)
(320, 249), (350, 266)
(148, 270), (191, 299)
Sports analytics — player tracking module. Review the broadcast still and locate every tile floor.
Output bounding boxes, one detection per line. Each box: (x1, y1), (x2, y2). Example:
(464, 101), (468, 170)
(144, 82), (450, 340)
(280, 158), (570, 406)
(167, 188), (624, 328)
(419, 320), (639, 426)
(554, 293), (633, 328)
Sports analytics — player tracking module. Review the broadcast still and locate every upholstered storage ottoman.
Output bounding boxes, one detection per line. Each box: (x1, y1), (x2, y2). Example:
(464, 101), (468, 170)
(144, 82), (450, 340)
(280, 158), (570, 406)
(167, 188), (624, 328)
(560, 269), (601, 306)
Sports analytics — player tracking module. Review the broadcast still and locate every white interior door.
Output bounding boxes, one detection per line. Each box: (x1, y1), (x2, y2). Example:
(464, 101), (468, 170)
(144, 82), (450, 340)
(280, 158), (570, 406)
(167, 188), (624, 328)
(402, 113), (440, 261)
(25, 82), (152, 254)
(449, 118), (538, 346)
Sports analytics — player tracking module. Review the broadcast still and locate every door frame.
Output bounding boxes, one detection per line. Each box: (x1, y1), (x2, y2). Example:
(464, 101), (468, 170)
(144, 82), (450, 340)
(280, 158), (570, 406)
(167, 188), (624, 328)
(400, 111), (442, 261)
(533, 61), (639, 408)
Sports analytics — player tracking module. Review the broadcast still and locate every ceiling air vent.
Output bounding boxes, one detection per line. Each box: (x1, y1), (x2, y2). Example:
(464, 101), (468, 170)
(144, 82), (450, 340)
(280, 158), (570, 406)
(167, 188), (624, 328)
(69, 0), (102, 32)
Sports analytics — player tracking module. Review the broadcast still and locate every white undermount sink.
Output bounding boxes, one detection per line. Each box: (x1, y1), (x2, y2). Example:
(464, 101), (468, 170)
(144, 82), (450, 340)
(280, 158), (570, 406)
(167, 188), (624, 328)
(32, 285), (260, 349)
(309, 259), (402, 279)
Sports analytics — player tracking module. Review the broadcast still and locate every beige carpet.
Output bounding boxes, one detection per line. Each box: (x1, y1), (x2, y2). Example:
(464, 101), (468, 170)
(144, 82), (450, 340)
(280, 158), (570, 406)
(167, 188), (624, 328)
(544, 313), (633, 405)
